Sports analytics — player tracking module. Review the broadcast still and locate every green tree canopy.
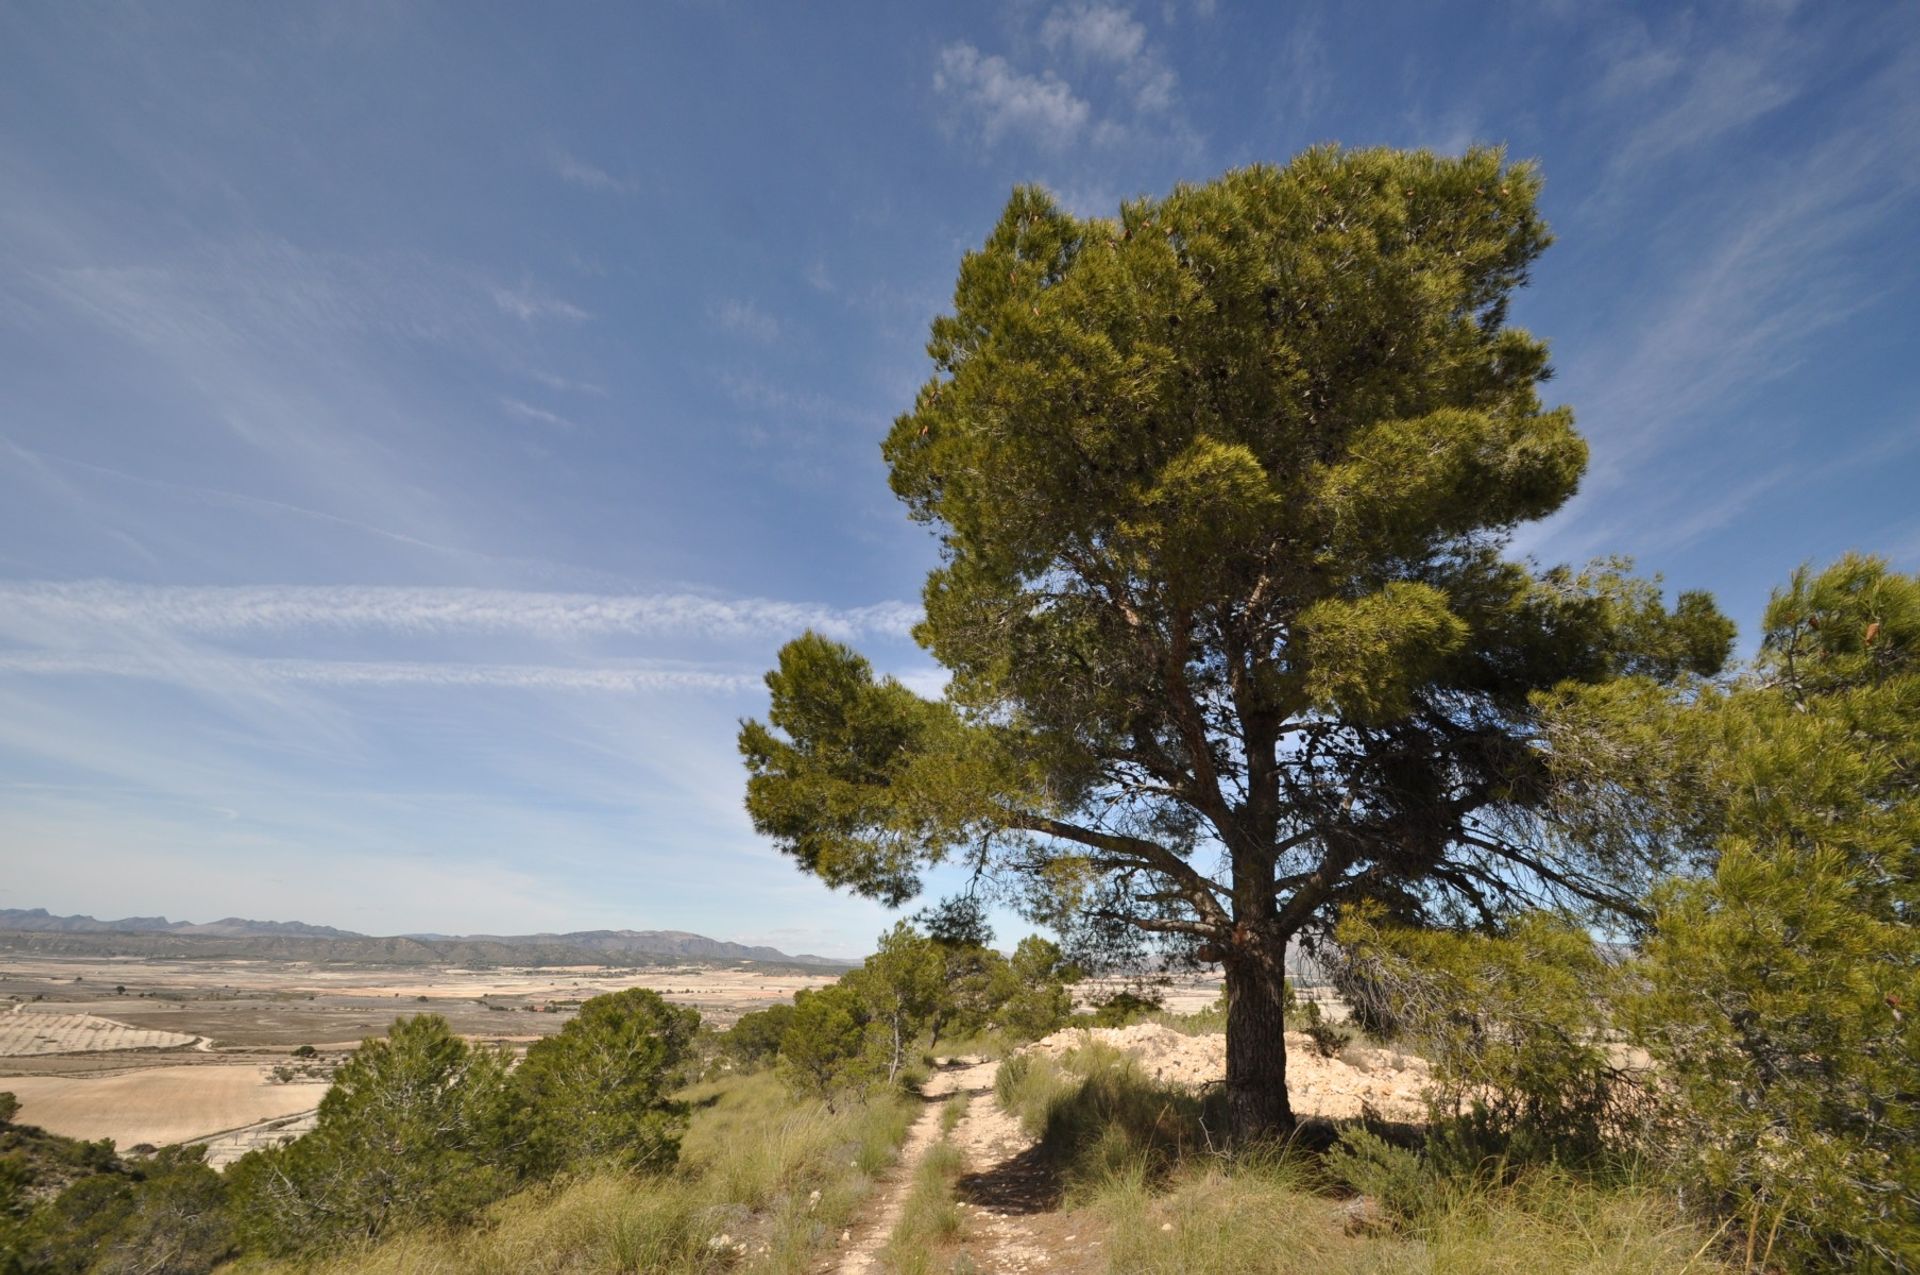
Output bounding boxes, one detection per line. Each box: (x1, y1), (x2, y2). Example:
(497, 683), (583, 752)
(741, 146), (1731, 1141)
(994, 935), (1080, 1041)
(723, 1003), (797, 1069)
(513, 988), (699, 1176)
(914, 898), (1010, 1043)
(776, 983), (875, 1106)
(1544, 554), (1919, 1270)
(226, 1015), (514, 1254)
(842, 922), (945, 1082)
(22, 1146), (232, 1275)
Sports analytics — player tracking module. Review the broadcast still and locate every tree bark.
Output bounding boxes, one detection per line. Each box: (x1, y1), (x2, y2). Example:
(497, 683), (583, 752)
(1224, 934), (1294, 1144)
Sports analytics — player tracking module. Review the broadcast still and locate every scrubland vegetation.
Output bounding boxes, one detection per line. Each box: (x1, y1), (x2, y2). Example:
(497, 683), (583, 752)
(0, 909), (1074, 1273)
(984, 1038), (1735, 1275)
(237, 1073), (915, 1275)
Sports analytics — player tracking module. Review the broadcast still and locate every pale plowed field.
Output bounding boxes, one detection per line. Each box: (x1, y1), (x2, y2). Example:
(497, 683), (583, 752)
(0, 1012), (195, 1057)
(0, 1065), (323, 1149)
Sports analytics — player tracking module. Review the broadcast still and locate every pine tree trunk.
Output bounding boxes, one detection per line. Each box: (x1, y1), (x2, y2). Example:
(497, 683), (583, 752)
(1224, 940), (1294, 1144)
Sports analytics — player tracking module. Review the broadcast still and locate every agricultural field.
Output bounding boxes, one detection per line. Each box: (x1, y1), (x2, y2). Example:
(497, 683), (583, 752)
(0, 1064), (323, 1152)
(0, 952), (838, 1156)
(0, 1010), (197, 1057)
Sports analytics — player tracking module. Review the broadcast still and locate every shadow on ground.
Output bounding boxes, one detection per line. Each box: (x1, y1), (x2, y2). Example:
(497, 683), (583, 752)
(955, 1140), (1062, 1216)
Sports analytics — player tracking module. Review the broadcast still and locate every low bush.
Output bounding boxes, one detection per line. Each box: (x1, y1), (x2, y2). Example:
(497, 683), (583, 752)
(1334, 907), (1633, 1168)
(994, 1041), (1217, 1198)
(1298, 999), (1353, 1060)
(1321, 1127), (1431, 1224)
(1, 1143), (232, 1275)
(1077, 990), (1163, 1028)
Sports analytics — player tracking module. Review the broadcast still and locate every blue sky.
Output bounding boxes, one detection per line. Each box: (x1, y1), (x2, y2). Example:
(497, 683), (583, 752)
(2, 2), (1915, 957)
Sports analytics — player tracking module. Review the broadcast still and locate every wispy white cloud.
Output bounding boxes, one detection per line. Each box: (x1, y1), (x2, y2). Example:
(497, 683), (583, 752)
(41, 245), (525, 358)
(1, 435), (611, 584)
(529, 370), (607, 396)
(708, 297), (781, 342)
(1591, 19), (1687, 101)
(0, 650), (758, 694)
(1269, 18), (1330, 124)
(1591, 117), (1914, 474)
(934, 7), (1194, 160)
(1613, 47), (1796, 169)
(501, 397), (577, 431)
(0, 581), (921, 643)
(1518, 35), (1920, 565)
(934, 43), (1091, 148)
(549, 150), (634, 194)
(493, 285), (591, 323)
(1041, 3), (1176, 113)
(1041, 4), (1147, 65)
(718, 370), (873, 427)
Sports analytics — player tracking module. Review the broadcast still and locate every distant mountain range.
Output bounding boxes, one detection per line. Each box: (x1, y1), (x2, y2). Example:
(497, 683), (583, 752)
(0, 909), (358, 939)
(0, 908), (845, 969)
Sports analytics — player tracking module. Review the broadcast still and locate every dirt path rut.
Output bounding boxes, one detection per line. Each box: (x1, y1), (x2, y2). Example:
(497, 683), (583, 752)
(830, 1057), (998, 1274)
(833, 1054), (1099, 1275)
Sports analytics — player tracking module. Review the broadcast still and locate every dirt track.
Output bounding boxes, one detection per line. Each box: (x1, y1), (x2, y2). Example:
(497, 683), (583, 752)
(832, 1058), (1000, 1275)
(831, 1028), (1436, 1273)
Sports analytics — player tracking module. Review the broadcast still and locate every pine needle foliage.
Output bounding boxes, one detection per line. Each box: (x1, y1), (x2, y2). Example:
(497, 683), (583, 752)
(740, 146), (1733, 1144)
(226, 1015), (517, 1255)
(1542, 554), (1920, 1271)
(513, 987), (699, 1176)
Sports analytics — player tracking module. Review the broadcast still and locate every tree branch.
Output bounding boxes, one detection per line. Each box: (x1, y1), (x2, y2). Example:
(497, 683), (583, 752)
(1459, 832), (1650, 922)
(1003, 809), (1231, 926)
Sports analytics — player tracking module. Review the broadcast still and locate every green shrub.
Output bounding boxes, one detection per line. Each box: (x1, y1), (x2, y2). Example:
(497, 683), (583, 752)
(1081, 989), (1162, 1028)
(247, 1071), (918, 1275)
(1321, 1127), (1432, 1225)
(1547, 555), (1920, 1270)
(514, 988), (699, 1176)
(1334, 907), (1630, 1167)
(994, 937), (1078, 1041)
(722, 1004), (796, 1069)
(777, 984), (881, 1106)
(3, 1145), (231, 1275)
(1298, 999), (1353, 1059)
(226, 1015), (516, 1255)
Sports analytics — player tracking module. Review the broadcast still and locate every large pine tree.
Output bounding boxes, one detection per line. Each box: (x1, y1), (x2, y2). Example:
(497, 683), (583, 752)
(740, 146), (1731, 1142)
